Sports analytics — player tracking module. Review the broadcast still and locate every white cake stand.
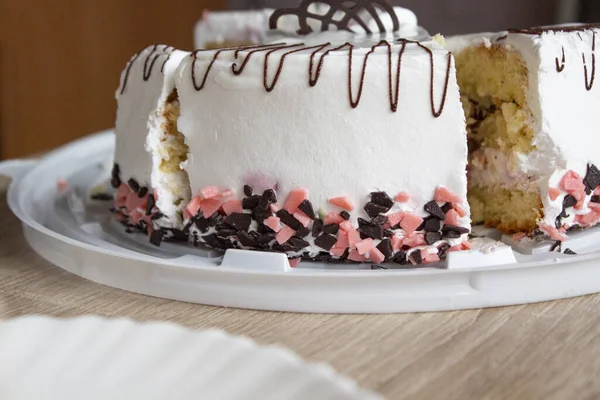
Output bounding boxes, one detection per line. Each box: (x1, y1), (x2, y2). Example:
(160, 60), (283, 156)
(3, 130), (600, 313)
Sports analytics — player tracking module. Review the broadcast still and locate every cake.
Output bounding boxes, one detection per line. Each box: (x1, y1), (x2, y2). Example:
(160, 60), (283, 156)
(447, 24), (600, 240)
(112, 45), (191, 236)
(111, 1), (472, 265)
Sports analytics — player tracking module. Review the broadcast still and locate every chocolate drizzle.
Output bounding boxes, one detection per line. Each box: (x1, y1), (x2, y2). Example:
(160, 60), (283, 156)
(268, 0), (399, 35)
(583, 32), (596, 91)
(120, 45), (174, 95)
(190, 40), (452, 117)
(555, 46), (566, 72)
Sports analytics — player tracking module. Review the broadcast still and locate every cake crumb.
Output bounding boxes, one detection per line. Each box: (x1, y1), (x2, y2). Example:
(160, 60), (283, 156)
(433, 33), (446, 47)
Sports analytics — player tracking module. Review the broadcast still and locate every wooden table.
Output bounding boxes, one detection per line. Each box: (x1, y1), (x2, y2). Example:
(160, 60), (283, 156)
(1, 176), (599, 400)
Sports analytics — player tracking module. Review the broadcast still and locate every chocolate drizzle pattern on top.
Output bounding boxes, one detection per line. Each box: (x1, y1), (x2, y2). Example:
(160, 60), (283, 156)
(190, 40), (452, 117)
(120, 45), (175, 95)
(509, 24), (598, 90)
(268, 0), (399, 35)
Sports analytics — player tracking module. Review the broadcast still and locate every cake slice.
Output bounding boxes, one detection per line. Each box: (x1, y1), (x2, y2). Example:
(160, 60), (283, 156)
(112, 45), (190, 235)
(448, 24), (600, 240)
(172, 34), (471, 264)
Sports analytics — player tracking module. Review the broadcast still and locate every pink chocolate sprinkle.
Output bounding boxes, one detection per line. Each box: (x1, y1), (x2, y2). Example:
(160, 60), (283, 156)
(369, 248), (386, 264)
(461, 241), (473, 250)
(339, 220), (354, 232)
(331, 247), (347, 257)
(56, 179), (68, 192)
(270, 204), (281, 213)
(444, 209), (460, 226)
(548, 187), (561, 201)
(575, 211), (600, 227)
(199, 185), (220, 199)
(199, 198), (222, 218)
(283, 189), (309, 213)
(589, 202), (600, 210)
(222, 199), (243, 216)
(125, 191), (147, 212)
(560, 170), (585, 194)
(129, 208), (145, 225)
(424, 254), (441, 263)
(348, 228), (361, 248)
(328, 196), (355, 211)
(447, 245), (463, 253)
(453, 204), (467, 218)
(334, 231), (349, 249)
(218, 190), (233, 199)
(348, 250), (368, 262)
(387, 212), (405, 228)
(288, 258), (301, 268)
(183, 209), (192, 220)
(324, 212), (345, 225)
(186, 196), (203, 217)
(117, 183), (130, 199)
(276, 226), (296, 244)
(391, 235), (403, 251)
(539, 223), (568, 241)
(293, 212), (312, 228)
(512, 232), (527, 241)
(394, 192), (411, 203)
(434, 186), (462, 203)
(356, 238), (375, 255)
(403, 233), (426, 247)
(400, 213), (423, 235)
(264, 216), (281, 233)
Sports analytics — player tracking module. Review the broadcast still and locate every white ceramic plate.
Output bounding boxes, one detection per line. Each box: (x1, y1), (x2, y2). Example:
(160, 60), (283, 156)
(0, 316), (381, 400)
(4, 130), (600, 313)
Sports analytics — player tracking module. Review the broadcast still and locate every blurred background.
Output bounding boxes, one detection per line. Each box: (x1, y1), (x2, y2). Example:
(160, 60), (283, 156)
(0, 0), (598, 159)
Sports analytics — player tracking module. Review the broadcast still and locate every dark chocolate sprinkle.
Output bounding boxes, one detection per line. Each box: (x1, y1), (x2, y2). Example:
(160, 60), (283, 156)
(195, 217), (210, 233)
(376, 238), (393, 260)
(127, 178), (140, 193)
(149, 230), (164, 247)
(252, 207), (272, 224)
(289, 237), (310, 251)
(340, 211), (351, 220)
(364, 202), (390, 218)
(383, 229), (394, 238)
(242, 195), (261, 209)
(441, 224), (470, 235)
(423, 216), (442, 233)
(563, 194), (577, 209)
(371, 265), (388, 270)
(110, 176), (121, 189)
(111, 163), (120, 178)
(169, 229), (189, 242)
(359, 224), (383, 240)
(371, 214), (387, 226)
(277, 209), (302, 230)
(370, 191), (394, 208)
(443, 230), (461, 239)
(425, 232), (442, 245)
(315, 233), (337, 251)
(90, 193), (114, 201)
(555, 217), (563, 229)
(392, 250), (407, 264)
(151, 212), (164, 220)
(563, 248), (577, 255)
(225, 213), (252, 232)
(257, 223), (272, 234)
(262, 189), (277, 204)
(217, 228), (237, 238)
(243, 185), (254, 197)
(312, 218), (323, 238)
(296, 226), (311, 238)
(437, 243), (451, 258)
(550, 240), (562, 252)
(138, 186), (149, 198)
(249, 231), (260, 240)
(410, 251), (423, 265)
(357, 218), (371, 228)
(584, 164), (600, 194)
(146, 194), (155, 215)
(298, 200), (316, 219)
(424, 200), (446, 220)
(258, 233), (276, 245)
(322, 223), (340, 235)
(258, 195), (271, 211)
(203, 233), (221, 249)
(313, 252), (333, 262)
(592, 195), (600, 203)
(441, 202), (453, 214)
(237, 231), (258, 247)
(273, 243), (294, 253)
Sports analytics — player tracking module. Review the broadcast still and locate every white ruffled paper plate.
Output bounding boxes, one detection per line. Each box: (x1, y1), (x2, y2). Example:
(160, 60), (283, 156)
(0, 316), (381, 400)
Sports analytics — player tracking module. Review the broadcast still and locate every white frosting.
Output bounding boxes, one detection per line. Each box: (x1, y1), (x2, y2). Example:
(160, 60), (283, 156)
(449, 27), (600, 231)
(114, 45), (189, 226)
(175, 39), (470, 256)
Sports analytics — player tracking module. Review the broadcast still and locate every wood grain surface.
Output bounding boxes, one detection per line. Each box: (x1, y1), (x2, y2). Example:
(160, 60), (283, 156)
(0, 176), (599, 399)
